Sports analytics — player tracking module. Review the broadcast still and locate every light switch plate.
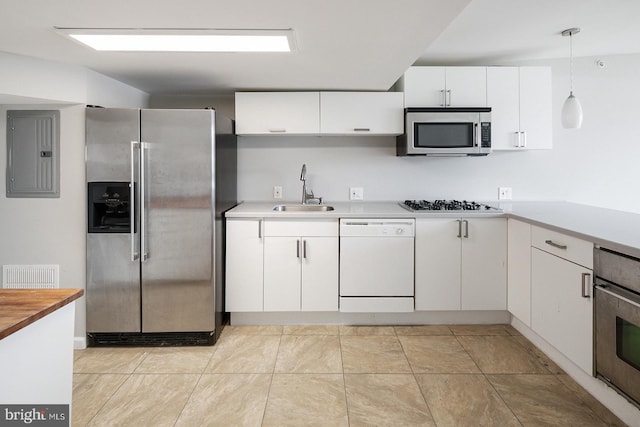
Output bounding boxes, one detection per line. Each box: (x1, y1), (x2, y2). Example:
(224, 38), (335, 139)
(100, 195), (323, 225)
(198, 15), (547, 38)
(350, 187), (364, 201)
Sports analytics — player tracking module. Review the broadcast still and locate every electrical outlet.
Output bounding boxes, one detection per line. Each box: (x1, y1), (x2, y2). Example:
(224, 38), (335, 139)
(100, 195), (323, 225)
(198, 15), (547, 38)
(498, 187), (512, 200)
(273, 186), (282, 199)
(350, 187), (364, 201)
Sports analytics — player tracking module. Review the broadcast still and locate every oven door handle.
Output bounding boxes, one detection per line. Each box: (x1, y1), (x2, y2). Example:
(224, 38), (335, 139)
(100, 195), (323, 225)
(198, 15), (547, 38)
(595, 284), (640, 309)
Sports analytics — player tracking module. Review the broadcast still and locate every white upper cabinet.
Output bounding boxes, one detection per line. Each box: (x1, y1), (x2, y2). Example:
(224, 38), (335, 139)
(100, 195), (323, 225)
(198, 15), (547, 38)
(235, 92), (320, 135)
(487, 66), (552, 150)
(487, 67), (520, 149)
(402, 67), (446, 107)
(235, 91), (404, 136)
(519, 67), (552, 149)
(445, 67), (488, 107)
(402, 66), (487, 107)
(320, 92), (403, 135)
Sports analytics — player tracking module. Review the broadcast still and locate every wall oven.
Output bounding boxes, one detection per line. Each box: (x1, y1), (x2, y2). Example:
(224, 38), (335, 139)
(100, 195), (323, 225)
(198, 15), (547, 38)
(396, 107), (491, 156)
(594, 247), (640, 408)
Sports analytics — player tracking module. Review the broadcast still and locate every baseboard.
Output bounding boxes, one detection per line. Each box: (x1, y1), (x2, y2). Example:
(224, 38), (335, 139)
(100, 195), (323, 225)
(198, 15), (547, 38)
(74, 336), (87, 350)
(230, 310), (510, 326)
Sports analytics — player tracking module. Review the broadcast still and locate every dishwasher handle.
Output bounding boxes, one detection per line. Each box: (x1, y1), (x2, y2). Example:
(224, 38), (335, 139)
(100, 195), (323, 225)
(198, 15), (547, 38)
(339, 219), (416, 237)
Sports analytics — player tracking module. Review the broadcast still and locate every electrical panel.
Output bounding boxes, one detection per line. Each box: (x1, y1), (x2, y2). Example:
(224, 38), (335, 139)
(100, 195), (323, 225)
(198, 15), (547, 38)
(6, 110), (60, 198)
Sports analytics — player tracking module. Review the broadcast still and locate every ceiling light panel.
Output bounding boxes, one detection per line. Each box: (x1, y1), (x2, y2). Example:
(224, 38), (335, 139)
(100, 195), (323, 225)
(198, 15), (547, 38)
(56, 28), (295, 52)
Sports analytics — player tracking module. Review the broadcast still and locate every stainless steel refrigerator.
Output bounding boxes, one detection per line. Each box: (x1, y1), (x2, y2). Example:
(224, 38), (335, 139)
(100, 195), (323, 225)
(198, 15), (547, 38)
(85, 108), (236, 345)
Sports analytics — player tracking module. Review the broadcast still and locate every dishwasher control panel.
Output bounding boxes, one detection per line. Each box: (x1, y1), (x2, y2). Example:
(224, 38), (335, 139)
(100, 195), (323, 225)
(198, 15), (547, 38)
(339, 219), (415, 237)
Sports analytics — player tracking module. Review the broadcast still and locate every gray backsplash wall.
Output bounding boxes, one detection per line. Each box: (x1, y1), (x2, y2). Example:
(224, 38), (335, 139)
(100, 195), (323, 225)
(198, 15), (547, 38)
(152, 53), (640, 214)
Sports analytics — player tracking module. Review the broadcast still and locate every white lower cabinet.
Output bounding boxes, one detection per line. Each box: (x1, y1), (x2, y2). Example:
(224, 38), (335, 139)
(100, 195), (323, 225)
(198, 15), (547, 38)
(507, 219), (532, 326)
(530, 226), (594, 374)
(263, 220), (338, 312)
(225, 218), (264, 312)
(531, 248), (593, 373)
(415, 218), (507, 311)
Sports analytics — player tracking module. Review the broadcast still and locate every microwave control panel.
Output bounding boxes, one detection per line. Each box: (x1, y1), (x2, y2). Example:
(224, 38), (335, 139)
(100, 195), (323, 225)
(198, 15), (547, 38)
(480, 122), (491, 147)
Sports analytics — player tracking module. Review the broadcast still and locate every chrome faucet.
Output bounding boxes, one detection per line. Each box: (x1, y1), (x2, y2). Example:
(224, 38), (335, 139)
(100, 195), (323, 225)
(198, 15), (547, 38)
(300, 164), (321, 204)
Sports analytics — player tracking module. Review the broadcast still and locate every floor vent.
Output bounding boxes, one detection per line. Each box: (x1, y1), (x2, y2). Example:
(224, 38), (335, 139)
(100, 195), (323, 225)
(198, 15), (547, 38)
(2, 264), (60, 289)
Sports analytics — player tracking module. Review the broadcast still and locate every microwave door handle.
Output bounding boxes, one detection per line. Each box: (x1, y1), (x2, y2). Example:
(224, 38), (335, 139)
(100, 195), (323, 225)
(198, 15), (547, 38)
(474, 123), (479, 147)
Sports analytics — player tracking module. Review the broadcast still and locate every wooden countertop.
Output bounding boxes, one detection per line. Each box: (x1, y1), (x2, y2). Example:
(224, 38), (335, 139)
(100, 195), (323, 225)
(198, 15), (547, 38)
(0, 289), (84, 340)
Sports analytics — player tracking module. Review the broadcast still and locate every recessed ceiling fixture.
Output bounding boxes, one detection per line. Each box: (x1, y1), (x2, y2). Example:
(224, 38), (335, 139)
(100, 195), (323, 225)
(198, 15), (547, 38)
(55, 28), (295, 52)
(561, 27), (583, 129)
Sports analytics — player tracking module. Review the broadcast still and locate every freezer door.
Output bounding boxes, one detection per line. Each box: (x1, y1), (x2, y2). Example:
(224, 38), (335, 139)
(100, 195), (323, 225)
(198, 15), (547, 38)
(86, 108), (140, 182)
(87, 234), (141, 332)
(86, 108), (141, 333)
(140, 109), (215, 332)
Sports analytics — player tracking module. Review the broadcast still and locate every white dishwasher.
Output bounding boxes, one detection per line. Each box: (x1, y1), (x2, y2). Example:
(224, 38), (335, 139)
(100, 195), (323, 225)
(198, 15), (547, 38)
(339, 218), (415, 312)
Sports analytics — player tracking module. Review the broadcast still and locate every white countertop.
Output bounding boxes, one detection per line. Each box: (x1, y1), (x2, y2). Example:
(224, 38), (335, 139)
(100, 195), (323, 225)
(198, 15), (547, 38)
(224, 201), (503, 218)
(225, 200), (640, 258)
(500, 201), (640, 258)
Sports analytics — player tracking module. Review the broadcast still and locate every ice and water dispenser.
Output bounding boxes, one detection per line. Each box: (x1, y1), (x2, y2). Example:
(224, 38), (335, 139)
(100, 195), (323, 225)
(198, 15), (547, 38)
(87, 182), (132, 233)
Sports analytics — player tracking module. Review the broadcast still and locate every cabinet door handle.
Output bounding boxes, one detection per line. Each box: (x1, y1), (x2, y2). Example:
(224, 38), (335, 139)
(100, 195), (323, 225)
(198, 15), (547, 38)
(268, 129), (286, 133)
(514, 132), (521, 148)
(353, 128), (370, 132)
(303, 240), (307, 258)
(440, 90), (446, 107)
(463, 220), (469, 238)
(296, 240), (300, 258)
(456, 219), (462, 238)
(446, 89), (452, 106)
(521, 131), (527, 148)
(545, 239), (567, 250)
(258, 219), (262, 239)
(581, 273), (591, 298)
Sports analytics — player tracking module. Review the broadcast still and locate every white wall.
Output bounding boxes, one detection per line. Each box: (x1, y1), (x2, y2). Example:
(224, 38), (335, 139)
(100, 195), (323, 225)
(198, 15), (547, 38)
(0, 53), (149, 346)
(149, 93), (235, 119)
(234, 53), (640, 214)
(0, 51), (149, 106)
(0, 104), (87, 346)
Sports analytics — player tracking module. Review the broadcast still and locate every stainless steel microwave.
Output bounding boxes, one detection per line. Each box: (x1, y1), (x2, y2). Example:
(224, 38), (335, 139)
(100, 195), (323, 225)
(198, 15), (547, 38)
(396, 107), (491, 156)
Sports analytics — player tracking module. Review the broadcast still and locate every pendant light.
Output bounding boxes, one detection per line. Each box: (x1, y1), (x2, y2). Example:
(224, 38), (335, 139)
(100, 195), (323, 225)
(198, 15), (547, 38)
(561, 28), (583, 129)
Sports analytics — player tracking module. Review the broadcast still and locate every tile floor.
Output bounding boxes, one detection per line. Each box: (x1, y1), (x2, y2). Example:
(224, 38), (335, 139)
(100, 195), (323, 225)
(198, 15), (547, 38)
(72, 324), (626, 426)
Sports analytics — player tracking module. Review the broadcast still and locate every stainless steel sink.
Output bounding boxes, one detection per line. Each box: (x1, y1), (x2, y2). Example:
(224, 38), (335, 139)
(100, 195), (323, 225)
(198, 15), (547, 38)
(273, 204), (335, 212)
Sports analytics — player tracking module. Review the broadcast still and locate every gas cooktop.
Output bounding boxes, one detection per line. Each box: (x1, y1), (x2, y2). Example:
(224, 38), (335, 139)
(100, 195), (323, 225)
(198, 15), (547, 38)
(400, 199), (502, 212)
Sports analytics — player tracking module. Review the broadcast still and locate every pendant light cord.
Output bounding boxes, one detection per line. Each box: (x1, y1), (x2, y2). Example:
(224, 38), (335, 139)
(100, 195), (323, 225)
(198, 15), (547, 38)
(569, 31), (574, 95)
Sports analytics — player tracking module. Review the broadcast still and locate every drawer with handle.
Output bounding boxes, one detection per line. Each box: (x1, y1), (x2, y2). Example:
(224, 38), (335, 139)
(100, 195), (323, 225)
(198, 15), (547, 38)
(531, 225), (593, 269)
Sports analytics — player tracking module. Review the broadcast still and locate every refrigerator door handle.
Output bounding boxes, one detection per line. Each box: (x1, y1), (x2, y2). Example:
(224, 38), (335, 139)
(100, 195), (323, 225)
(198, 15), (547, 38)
(130, 141), (140, 261)
(140, 141), (149, 261)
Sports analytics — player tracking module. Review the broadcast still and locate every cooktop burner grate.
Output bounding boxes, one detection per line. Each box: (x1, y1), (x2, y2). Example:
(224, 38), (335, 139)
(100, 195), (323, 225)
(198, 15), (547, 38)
(401, 199), (501, 212)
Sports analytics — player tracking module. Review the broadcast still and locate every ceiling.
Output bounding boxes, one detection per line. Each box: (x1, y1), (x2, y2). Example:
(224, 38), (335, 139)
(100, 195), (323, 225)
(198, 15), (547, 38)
(417, 0), (640, 65)
(1, 0), (639, 96)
